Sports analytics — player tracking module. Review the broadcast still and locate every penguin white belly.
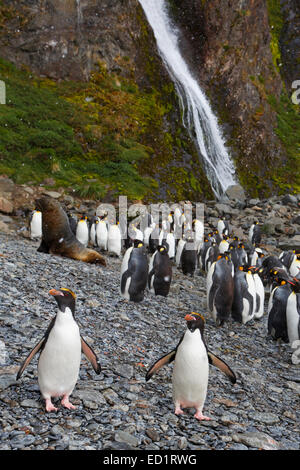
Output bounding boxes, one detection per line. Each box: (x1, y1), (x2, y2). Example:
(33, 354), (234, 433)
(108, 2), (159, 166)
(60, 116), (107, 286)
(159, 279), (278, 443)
(206, 262), (215, 318)
(38, 312), (81, 399)
(76, 222), (89, 247)
(172, 330), (208, 409)
(96, 222), (108, 250)
(143, 227), (153, 246)
(30, 212), (42, 239)
(176, 240), (185, 267)
(253, 274), (265, 319)
(166, 233), (175, 259)
(289, 258), (300, 277)
(120, 247), (133, 299)
(90, 224), (96, 246)
(108, 226), (121, 256)
(286, 293), (300, 345)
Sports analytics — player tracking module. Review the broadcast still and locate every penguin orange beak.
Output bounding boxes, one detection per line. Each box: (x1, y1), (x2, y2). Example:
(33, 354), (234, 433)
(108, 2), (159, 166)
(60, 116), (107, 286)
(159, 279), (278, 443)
(185, 313), (196, 322)
(49, 289), (64, 296)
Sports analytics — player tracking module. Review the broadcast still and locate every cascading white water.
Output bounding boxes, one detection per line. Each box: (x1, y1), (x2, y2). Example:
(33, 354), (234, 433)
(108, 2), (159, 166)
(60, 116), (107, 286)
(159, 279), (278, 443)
(138, 0), (237, 199)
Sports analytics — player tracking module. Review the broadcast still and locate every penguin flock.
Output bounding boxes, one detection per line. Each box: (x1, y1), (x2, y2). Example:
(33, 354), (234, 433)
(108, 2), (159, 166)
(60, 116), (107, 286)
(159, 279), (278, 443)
(20, 204), (300, 419)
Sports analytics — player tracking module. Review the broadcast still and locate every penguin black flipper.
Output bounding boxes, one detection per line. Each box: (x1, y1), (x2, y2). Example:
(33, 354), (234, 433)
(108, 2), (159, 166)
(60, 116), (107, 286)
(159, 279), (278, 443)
(16, 317), (56, 379)
(207, 351), (237, 384)
(145, 350), (177, 382)
(120, 269), (131, 295)
(81, 336), (101, 375)
(16, 338), (45, 380)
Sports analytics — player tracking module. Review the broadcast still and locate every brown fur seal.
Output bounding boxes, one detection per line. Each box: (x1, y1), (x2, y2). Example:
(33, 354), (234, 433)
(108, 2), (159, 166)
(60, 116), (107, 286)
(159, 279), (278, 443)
(35, 197), (106, 266)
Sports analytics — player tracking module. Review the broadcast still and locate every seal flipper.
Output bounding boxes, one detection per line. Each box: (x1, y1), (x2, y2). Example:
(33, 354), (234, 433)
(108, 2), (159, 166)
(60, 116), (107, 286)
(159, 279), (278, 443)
(16, 337), (45, 380)
(81, 337), (101, 374)
(145, 350), (176, 381)
(207, 351), (236, 384)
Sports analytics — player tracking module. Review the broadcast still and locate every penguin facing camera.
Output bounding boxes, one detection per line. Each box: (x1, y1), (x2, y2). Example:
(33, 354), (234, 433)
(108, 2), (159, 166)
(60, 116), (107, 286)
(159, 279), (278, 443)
(76, 216), (89, 247)
(146, 312), (236, 421)
(29, 210), (42, 239)
(107, 223), (122, 257)
(16, 288), (101, 412)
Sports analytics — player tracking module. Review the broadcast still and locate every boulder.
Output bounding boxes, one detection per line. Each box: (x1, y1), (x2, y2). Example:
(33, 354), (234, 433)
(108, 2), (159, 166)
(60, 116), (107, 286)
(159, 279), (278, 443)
(278, 235), (300, 251)
(225, 184), (246, 202)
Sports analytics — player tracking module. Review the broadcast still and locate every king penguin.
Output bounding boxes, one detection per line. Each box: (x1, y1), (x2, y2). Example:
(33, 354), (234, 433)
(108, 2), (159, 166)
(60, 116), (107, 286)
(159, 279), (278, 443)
(76, 216), (89, 247)
(107, 223), (122, 257)
(29, 210), (42, 239)
(145, 313), (236, 421)
(120, 240), (148, 302)
(148, 245), (172, 297)
(207, 254), (234, 326)
(267, 275), (292, 344)
(249, 221), (261, 246)
(232, 266), (256, 324)
(286, 279), (300, 346)
(16, 288), (101, 412)
(96, 218), (108, 251)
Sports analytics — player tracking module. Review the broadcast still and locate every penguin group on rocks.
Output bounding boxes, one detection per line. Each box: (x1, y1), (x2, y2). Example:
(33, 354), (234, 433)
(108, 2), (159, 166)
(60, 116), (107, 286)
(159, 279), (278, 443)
(19, 202), (300, 420)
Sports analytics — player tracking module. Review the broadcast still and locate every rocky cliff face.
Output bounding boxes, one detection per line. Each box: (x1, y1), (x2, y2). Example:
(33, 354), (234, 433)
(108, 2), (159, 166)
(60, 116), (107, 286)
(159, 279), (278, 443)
(0, 0), (298, 199)
(0, 0), (144, 80)
(168, 0), (299, 196)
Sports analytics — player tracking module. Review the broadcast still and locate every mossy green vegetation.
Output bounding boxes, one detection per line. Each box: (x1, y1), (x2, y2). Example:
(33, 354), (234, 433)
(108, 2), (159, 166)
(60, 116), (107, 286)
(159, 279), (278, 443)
(267, 92), (300, 192)
(267, 0), (284, 71)
(0, 54), (213, 202)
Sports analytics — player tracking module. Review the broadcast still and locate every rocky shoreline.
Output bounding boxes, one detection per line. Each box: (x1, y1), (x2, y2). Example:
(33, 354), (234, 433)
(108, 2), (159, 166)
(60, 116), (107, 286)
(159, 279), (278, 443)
(0, 182), (299, 451)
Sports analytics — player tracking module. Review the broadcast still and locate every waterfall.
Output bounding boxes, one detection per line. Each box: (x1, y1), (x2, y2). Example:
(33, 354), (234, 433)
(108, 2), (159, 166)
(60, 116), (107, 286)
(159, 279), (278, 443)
(138, 0), (237, 199)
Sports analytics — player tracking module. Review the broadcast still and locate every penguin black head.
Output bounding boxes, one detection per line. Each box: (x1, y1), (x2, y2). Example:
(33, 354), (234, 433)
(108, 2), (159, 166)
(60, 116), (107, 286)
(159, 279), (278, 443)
(184, 312), (205, 334)
(133, 240), (144, 248)
(49, 288), (76, 315)
(157, 244), (168, 254)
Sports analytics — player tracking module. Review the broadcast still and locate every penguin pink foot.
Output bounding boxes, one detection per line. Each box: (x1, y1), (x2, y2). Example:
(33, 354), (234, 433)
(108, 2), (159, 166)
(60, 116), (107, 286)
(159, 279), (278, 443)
(174, 404), (184, 416)
(194, 410), (211, 421)
(61, 395), (76, 410)
(45, 398), (58, 412)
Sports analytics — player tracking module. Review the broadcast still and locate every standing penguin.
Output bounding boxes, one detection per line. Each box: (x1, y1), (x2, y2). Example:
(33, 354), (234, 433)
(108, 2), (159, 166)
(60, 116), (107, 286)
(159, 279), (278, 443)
(16, 288), (101, 412)
(107, 223), (122, 257)
(207, 254), (234, 326)
(29, 210), (42, 239)
(68, 213), (78, 236)
(146, 313), (236, 420)
(180, 238), (197, 276)
(267, 276), (292, 344)
(96, 219), (108, 251)
(120, 240), (148, 302)
(76, 216), (89, 247)
(217, 219), (230, 237)
(175, 238), (186, 268)
(286, 280), (300, 346)
(218, 235), (230, 254)
(249, 221), (261, 246)
(89, 215), (99, 247)
(199, 237), (211, 271)
(249, 266), (265, 319)
(289, 253), (300, 277)
(232, 266), (257, 324)
(148, 245), (172, 297)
